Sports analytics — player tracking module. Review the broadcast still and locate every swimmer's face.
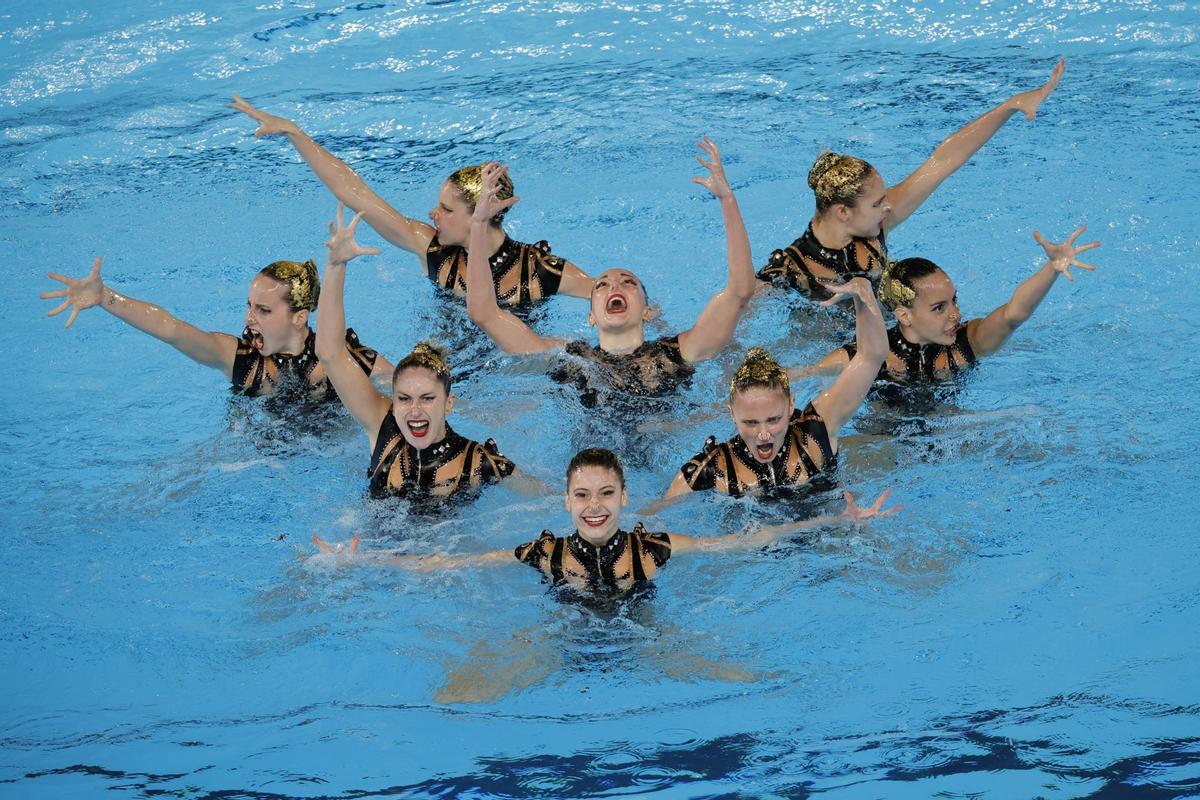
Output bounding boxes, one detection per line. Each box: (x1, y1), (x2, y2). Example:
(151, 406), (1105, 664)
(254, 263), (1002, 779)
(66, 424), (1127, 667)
(895, 270), (962, 346)
(730, 386), (794, 464)
(566, 465), (627, 546)
(588, 269), (650, 331)
(392, 367), (455, 449)
(245, 275), (308, 356)
(839, 170), (891, 238)
(429, 182), (473, 246)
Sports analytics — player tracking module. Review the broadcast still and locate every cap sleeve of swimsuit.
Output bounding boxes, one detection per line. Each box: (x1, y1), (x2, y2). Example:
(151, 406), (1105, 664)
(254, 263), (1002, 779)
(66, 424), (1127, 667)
(477, 438), (516, 481)
(756, 246), (804, 292)
(343, 327), (379, 375)
(679, 435), (720, 491)
(631, 522), (672, 567)
(514, 530), (556, 566)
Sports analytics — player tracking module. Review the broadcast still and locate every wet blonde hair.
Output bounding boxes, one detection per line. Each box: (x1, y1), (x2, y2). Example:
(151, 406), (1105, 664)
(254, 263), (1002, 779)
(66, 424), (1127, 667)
(729, 347), (791, 404)
(878, 257), (942, 310)
(259, 259), (319, 312)
(448, 164), (515, 225)
(808, 151), (876, 213)
(393, 341), (452, 393)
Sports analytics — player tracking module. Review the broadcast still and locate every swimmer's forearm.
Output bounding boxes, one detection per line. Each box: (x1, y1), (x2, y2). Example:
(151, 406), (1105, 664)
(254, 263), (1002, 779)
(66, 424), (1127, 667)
(465, 219), (502, 318)
(685, 514), (839, 553)
(99, 287), (232, 371)
(315, 260), (348, 359)
(285, 128), (377, 212)
(720, 195), (756, 301)
(851, 290), (888, 363)
(1002, 260), (1059, 328)
(358, 549), (511, 571)
(285, 128), (427, 253)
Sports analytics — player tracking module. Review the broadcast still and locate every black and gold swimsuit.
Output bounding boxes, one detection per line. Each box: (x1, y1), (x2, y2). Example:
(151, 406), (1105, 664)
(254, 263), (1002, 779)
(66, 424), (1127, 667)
(842, 323), (977, 383)
(231, 327), (376, 403)
(678, 403), (837, 497)
(425, 234), (567, 306)
(756, 224), (887, 301)
(367, 414), (515, 499)
(514, 523), (672, 592)
(549, 335), (695, 405)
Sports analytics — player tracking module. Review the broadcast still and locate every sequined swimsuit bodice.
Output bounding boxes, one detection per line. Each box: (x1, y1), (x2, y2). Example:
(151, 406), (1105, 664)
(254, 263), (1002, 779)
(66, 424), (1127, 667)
(756, 224), (887, 301)
(231, 327), (376, 403)
(678, 403), (837, 497)
(367, 415), (515, 499)
(425, 235), (567, 306)
(514, 524), (672, 592)
(843, 323), (978, 383)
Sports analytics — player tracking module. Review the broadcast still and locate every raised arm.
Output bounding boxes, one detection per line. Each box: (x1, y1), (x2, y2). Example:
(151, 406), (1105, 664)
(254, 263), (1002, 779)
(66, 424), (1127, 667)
(670, 489), (899, 554)
(314, 204), (391, 435)
(810, 278), (887, 434)
(968, 225), (1100, 357)
(464, 163), (563, 354)
(885, 59), (1065, 231)
(230, 95), (435, 255)
(41, 257), (238, 376)
(678, 137), (757, 364)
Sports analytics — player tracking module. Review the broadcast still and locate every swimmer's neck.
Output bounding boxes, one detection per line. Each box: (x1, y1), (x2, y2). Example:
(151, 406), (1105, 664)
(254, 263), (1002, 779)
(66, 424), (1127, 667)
(468, 225), (507, 258)
(275, 325), (313, 358)
(896, 323), (933, 347)
(809, 214), (854, 251)
(575, 528), (619, 547)
(597, 324), (646, 355)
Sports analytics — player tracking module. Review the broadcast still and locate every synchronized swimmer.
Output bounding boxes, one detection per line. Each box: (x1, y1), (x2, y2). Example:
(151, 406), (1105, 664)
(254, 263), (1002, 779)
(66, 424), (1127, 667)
(40, 255), (391, 403)
(464, 139), (756, 399)
(231, 96), (594, 306)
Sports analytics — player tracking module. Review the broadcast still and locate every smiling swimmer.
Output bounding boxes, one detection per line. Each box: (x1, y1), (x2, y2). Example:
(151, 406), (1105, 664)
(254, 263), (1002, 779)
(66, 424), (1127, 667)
(312, 447), (900, 594)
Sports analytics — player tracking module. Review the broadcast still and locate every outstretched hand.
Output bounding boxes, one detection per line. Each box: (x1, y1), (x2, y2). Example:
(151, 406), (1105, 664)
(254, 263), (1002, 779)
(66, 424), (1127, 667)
(229, 94), (301, 137)
(818, 276), (875, 308)
(41, 257), (106, 328)
(692, 136), (732, 199)
(1009, 58), (1065, 121)
(1033, 225), (1100, 282)
(842, 488), (903, 522)
(326, 202), (381, 265)
(307, 534), (362, 565)
(471, 162), (519, 224)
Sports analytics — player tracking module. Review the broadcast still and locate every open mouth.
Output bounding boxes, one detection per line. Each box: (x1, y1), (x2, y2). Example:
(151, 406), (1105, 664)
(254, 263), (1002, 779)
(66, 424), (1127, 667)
(581, 513), (610, 528)
(406, 420), (430, 439)
(755, 442), (776, 461)
(248, 330), (264, 352)
(605, 293), (628, 314)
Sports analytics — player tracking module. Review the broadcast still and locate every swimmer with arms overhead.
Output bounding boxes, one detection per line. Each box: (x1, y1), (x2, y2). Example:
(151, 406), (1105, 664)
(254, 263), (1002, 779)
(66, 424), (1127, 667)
(313, 447), (899, 593)
(798, 226), (1101, 384)
(40, 256), (390, 402)
(316, 204), (523, 499)
(758, 59), (1065, 301)
(463, 138), (756, 396)
(649, 276), (886, 506)
(230, 96), (593, 305)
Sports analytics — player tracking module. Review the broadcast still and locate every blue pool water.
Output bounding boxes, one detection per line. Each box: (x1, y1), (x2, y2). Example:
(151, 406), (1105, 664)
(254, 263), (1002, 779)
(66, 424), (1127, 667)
(3, 1), (1199, 797)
